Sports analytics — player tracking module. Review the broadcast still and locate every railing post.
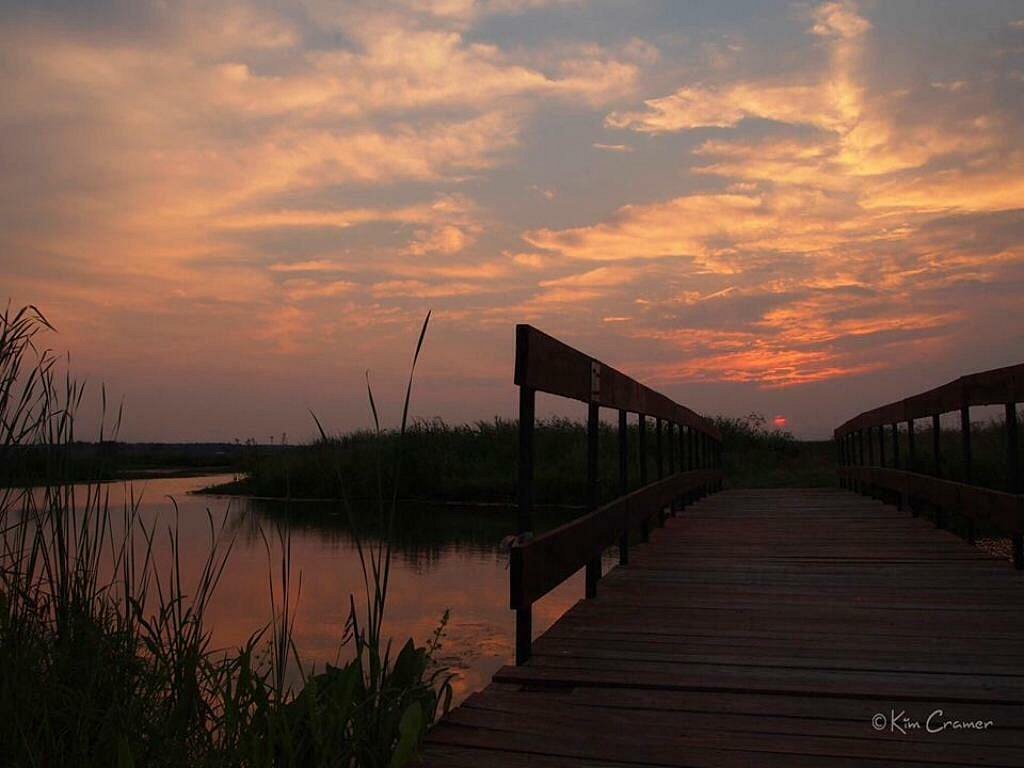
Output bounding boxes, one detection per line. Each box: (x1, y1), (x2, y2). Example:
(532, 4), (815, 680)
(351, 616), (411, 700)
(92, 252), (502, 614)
(891, 422), (899, 470)
(932, 414), (942, 478)
(1005, 403), (1019, 574)
(1007, 403), (1020, 494)
(667, 421), (675, 475)
(618, 409), (629, 565)
(961, 405), (972, 485)
(854, 433), (862, 491)
(585, 402), (600, 599)
(638, 414), (648, 542)
(514, 384), (535, 665)
(679, 422), (686, 472)
(867, 425), (875, 466)
(907, 418), (916, 472)
(878, 424), (886, 468)
(655, 418), (664, 480)
(905, 420), (918, 516)
(836, 436), (844, 488)
(692, 423), (700, 473)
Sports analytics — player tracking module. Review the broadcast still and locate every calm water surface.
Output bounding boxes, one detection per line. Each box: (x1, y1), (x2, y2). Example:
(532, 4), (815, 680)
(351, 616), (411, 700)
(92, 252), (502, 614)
(88, 474), (609, 704)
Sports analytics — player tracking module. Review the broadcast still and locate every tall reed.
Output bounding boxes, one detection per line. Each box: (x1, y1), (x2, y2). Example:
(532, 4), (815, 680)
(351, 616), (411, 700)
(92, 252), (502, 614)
(0, 303), (450, 767)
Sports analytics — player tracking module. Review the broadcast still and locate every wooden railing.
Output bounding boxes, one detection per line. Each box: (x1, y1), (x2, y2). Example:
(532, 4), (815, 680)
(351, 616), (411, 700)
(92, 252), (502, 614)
(511, 325), (723, 663)
(834, 362), (1023, 570)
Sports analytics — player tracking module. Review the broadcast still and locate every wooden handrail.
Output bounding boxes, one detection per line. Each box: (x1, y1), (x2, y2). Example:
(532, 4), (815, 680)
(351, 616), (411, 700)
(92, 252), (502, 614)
(515, 325), (721, 439)
(511, 469), (721, 609)
(511, 325), (723, 664)
(834, 362), (1023, 570)
(835, 363), (1024, 436)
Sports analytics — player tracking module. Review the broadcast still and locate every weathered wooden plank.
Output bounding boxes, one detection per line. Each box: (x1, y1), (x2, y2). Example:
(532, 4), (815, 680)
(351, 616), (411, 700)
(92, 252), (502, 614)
(425, 489), (1024, 767)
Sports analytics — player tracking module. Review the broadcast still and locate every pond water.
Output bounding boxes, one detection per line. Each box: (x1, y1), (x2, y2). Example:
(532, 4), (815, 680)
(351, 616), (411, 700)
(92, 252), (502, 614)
(54, 474), (611, 704)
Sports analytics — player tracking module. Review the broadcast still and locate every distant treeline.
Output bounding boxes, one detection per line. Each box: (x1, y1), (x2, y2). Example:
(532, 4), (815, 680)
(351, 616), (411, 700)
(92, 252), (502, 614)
(0, 440), (278, 486)
(203, 414), (838, 503)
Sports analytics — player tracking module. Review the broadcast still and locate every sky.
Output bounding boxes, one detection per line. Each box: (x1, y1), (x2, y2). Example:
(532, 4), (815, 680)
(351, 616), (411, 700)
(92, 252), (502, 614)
(2, 0), (1024, 441)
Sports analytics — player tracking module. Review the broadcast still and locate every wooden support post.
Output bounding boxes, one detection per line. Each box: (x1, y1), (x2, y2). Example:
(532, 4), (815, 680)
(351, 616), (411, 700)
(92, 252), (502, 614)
(667, 422), (675, 475)
(585, 402), (600, 599)
(906, 423), (918, 516)
(932, 418), (945, 527)
(655, 418), (664, 480)
(1006, 403), (1019, 494)
(867, 425), (875, 467)
(891, 422), (899, 470)
(638, 415), (648, 542)
(514, 600), (531, 666)
(848, 435), (855, 483)
(692, 423), (700, 473)
(638, 415), (648, 484)
(618, 409), (629, 565)
(907, 418), (916, 472)
(878, 424), (886, 468)
(854, 433), (862, 491)
(514, 385), (535, 665)
(836, 437), (844, 488)
(517, 387), (535, 534)
(961, 406), (972, 486)
(678, 422), (686, 470)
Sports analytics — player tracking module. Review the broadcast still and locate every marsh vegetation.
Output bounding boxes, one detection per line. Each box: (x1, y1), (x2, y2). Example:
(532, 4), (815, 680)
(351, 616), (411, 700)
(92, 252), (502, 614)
(0, 305), (452, 767)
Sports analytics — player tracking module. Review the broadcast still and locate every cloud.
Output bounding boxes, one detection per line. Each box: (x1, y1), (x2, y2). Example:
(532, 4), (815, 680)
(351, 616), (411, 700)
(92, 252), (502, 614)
(809, 1), (872, 39)
(2, 0), (1022, 438)
(523, 0), (1024, 388)
(282, 278), (358, 301)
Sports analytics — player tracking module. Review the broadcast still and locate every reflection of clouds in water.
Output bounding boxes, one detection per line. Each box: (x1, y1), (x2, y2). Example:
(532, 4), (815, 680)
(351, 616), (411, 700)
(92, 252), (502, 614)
(197, 479), (588, 704)
(34, 475), (590, 705)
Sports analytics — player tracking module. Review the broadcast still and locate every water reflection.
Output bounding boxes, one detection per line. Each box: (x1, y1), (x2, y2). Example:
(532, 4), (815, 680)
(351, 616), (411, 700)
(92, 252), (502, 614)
(39, 475), (608, 704)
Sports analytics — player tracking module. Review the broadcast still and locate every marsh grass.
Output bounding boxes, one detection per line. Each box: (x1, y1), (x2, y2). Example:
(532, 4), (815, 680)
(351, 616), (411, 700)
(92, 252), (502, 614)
(212, 411), (838, 505)
(225, 407), (1023, 504)
(0, 303), (451, 767)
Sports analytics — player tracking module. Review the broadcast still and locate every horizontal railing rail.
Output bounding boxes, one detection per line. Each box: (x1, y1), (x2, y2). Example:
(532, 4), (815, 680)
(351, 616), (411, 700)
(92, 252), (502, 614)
(835, 363), (1024, 434)
(834, 363), (1023, 569)
(512, 325), (723, 663)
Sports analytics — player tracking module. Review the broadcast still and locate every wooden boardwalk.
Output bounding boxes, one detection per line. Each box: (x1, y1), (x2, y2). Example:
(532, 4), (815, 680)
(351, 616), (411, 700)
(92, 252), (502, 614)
(422, 488), (1024, 767)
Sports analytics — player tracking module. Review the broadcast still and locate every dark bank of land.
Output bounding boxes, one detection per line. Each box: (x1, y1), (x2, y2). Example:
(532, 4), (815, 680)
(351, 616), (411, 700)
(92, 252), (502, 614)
(200, 414), (838, 503)
(1, 440), (274, 487)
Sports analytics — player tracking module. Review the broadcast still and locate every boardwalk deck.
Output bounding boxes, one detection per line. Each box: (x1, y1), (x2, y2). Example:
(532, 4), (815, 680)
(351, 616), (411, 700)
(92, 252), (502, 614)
(421, 488), (1024, 767)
